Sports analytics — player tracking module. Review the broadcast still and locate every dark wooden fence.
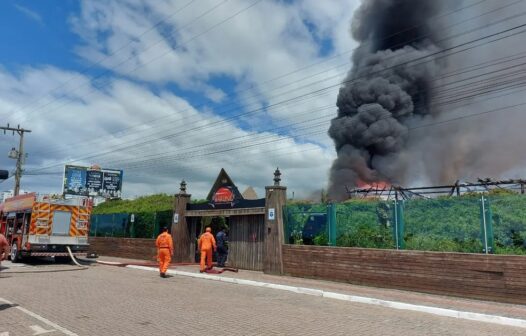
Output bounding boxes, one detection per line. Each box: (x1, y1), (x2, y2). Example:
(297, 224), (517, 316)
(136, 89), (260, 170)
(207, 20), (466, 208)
(228, 215), (265, 271)
(282, 245), (526, 304)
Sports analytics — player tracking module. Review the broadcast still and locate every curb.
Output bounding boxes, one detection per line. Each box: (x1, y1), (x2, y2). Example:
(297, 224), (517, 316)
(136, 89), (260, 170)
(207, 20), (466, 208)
(124, 264), (526, 329)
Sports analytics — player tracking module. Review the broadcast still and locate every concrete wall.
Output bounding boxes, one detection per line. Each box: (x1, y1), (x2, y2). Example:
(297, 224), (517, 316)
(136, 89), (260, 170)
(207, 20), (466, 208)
(282, 245), (526, 304)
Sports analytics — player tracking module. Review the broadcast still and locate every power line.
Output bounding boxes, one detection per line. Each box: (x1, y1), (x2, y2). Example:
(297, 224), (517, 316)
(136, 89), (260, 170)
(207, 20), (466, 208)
(9, 0), (494, 150)
(80, 64), (526, 172)
(21, 62), (524, 177)
(69, 98), (526, 175)
(97, 73), (526, 170)
(17, 4), (526, 191)
(28, 82), (526, 176)
(27, 20), (526, 173)
(27, 95), (526, 181)
(39, 7), (526, 160)
(40, 41), (526, 160)
(103, 93), (526, 172)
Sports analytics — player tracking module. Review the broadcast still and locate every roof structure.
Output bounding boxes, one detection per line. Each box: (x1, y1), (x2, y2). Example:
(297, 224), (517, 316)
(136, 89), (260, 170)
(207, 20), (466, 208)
(242, 186), (258, 200)
(206, 168), (244, 202)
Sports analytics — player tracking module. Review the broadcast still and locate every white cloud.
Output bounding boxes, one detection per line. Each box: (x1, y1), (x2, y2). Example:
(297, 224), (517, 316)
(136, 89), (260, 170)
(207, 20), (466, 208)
(1, 0), (367, 199)
(70, 0), (360, 122)
(13, 3), (44, 25)
(203, 85), (226, 103)
(0, 65), (334, 199)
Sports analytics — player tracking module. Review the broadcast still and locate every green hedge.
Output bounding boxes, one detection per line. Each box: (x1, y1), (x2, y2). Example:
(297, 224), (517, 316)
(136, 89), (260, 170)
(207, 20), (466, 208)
(93, 194), (174, 214)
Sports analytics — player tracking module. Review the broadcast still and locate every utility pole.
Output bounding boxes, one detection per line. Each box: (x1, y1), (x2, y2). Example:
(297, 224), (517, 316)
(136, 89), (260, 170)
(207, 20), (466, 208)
(1, 124), (32, 196)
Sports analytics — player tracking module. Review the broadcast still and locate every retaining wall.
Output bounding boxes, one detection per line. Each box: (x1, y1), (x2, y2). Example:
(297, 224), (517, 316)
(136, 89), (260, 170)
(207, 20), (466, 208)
(89, 237), (157, 261)
(282, 245), (526, 304)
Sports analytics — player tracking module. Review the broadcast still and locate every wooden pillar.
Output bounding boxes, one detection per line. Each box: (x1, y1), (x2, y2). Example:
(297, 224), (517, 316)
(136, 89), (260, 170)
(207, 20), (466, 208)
(172, 180), (192, 263)
(264, 168), (286, 275)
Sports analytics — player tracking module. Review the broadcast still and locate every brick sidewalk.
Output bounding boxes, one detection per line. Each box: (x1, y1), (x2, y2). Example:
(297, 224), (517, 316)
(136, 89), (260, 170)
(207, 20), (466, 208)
(2, 258), (525, 335)
(97, 256), (526, 320)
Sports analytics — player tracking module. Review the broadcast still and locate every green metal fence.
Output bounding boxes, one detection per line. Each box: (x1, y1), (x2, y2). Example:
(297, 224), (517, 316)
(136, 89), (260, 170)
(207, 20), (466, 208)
(90, 210), (173, 239)
(490, 195), (526, 255)
(283, 194), (526, 255)
(284, 204), (327, 245)
(403, 197), (483, 253)
(335, 201), (396, 249)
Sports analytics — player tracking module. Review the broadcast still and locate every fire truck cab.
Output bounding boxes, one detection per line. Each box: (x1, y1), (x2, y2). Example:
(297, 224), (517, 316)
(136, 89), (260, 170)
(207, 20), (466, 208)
(0, 193), (91, 262)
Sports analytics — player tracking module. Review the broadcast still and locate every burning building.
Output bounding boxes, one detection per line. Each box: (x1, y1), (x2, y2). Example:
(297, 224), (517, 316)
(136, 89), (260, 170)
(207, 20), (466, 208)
(328, 0), (454, 200)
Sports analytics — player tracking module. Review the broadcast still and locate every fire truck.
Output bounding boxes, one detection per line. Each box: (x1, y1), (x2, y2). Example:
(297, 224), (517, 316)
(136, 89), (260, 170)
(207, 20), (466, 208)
(0, 193), (91, 262)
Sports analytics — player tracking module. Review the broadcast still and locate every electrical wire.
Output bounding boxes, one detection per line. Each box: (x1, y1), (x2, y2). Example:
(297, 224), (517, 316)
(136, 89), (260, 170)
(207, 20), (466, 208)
(25, 21), (526, 174)
(8, 0), (498, 155)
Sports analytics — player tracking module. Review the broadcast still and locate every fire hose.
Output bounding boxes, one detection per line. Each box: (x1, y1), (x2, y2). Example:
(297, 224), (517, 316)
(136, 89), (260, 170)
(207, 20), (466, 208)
(0, 246), (89, 274)
(66, 246), (89, 269)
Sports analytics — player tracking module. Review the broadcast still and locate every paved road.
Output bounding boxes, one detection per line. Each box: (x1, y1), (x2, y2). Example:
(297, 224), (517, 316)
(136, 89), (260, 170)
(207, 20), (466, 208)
(0, 260), (525, 336)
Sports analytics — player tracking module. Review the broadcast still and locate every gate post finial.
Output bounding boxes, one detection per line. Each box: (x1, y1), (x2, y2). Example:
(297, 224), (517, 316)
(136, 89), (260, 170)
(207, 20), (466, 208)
(273, 167), (281, 186)
(180, 179), (187, 194)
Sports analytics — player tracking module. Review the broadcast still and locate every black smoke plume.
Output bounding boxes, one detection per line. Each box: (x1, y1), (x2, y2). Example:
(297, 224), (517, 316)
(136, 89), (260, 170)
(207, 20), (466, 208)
(328, 0), (454, 200)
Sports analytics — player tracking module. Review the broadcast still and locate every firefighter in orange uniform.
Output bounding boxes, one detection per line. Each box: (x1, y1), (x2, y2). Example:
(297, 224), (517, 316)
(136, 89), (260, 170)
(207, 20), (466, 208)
(198, 227), (216, 273)
(155, 227), (173, 278)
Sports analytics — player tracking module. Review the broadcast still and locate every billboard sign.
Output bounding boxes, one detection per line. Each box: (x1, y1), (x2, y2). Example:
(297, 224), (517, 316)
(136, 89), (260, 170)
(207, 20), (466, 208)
(86, 170), (103, 194)
(65, 166), (87, 194)
(102, 170), (122, 198)
(63, 165), (123, 198)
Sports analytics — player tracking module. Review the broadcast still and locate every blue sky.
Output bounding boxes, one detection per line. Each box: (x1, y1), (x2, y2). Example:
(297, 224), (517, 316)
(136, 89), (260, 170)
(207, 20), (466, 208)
(0, 1), (81, 71)
(2, 0), (525, 199)
(0, 0), (359, 198)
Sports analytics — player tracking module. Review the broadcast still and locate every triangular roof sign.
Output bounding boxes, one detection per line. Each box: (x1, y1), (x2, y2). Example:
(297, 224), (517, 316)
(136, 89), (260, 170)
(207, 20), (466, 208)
(206, 168), (243, 201)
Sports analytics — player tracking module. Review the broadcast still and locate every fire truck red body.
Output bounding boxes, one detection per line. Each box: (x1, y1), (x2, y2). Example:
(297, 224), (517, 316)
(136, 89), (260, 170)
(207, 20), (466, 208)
(0, 193), (91, 262)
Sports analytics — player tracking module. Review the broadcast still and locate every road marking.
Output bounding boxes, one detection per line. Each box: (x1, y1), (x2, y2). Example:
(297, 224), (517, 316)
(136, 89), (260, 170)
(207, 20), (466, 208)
(30, 325), (56, 335)
(0, 298), (78, 336)
(126, 264), (526, 329)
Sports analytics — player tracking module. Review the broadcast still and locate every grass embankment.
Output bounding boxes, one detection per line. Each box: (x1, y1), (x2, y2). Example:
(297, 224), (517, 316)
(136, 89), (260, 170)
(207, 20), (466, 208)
(92, 194), (174, 214)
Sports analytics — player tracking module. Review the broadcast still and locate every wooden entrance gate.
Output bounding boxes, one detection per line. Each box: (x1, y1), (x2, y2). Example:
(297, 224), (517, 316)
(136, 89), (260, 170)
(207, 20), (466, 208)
(185, 209), (265, 271)
(171, 168), (286, 273)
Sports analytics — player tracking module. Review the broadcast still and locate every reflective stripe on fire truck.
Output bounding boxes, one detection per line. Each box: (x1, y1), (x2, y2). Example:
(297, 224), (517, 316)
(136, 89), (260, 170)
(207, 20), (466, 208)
(30, 202), (89, 237)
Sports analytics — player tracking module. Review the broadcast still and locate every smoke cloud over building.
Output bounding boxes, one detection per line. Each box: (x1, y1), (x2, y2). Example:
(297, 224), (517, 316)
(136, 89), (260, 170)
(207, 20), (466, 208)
(328, 0), (454, 200)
